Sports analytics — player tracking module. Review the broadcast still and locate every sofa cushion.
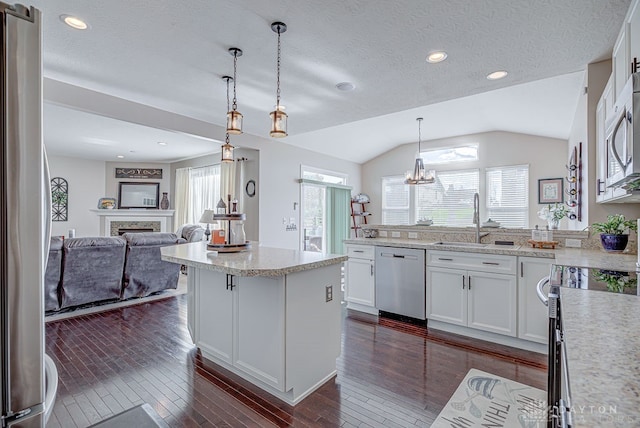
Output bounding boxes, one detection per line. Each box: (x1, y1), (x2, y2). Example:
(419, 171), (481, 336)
(122, 233), (186, 299)
(59, 236), (126, 309)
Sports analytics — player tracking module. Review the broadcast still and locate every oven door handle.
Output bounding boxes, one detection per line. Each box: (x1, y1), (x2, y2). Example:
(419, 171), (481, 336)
(537, 276), (550, 306)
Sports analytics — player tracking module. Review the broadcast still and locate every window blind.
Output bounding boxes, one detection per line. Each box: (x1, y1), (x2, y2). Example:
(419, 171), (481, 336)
(416, 169), (479, 227)
(381, 175), (410, 225)
(485, 165), (529, 228)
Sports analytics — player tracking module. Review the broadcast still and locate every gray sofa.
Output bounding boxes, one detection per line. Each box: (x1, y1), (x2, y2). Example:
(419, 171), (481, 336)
(45, 233), (185, 312)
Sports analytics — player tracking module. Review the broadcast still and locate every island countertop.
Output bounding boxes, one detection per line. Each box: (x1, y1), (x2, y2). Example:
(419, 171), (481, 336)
(161, 241), (347, 277)
(561, 287), (640, 427)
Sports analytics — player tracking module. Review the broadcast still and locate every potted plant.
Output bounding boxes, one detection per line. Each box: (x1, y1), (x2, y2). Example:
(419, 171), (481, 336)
(591, 214), (637, 253)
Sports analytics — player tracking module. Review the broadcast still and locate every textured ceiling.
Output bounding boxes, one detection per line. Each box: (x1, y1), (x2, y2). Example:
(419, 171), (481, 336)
(29, 0), (631, 163)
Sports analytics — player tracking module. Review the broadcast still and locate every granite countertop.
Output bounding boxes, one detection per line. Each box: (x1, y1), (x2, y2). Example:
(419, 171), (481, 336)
(161, 241), (347, 277)
(561, 288), (640, 427)
(345, 237), (640, 264)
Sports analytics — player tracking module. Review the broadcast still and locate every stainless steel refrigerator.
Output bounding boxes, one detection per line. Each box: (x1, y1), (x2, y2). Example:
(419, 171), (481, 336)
(1, 3), (54, 427)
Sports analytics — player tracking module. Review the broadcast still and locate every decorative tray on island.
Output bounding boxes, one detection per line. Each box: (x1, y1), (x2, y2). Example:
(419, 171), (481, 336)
(207, 241), (251, 253)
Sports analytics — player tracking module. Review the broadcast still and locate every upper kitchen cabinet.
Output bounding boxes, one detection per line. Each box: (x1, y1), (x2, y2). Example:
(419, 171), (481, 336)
(628, 0), (640, 76)
(613, 26), (629, 101)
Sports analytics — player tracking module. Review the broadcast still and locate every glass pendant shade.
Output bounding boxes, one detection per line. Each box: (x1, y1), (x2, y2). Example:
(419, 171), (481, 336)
(221, 140), (234, 163)
(226, 110), (243, 135)
(269, 108), (288, 138)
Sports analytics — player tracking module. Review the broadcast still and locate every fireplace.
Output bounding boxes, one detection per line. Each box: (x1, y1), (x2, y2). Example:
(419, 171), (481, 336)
(92, 209), (174, 237)
(117, 228), (155, 235)
(110, 221), (161, 236)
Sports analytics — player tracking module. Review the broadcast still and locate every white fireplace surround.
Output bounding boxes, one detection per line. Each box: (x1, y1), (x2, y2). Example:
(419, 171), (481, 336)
(91, 209), (174, 236)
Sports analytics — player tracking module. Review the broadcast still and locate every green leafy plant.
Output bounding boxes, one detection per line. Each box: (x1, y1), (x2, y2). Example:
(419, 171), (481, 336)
(592, 269), (637, 293)
(537, 203), (568, 221)
(591, 214), (637, 235)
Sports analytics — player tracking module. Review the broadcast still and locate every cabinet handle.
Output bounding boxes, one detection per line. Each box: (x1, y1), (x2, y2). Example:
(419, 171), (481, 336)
(438, 257), (453, 261)
(226, 273), (235, 291)
(468, 276), (471, 289)
(462, 275), (465, 289)
(353, 250), (364, 253)
(520, 261), (524, 278)
(370, 263), (374, 276)
(597, 179), (605, 196)
(632, 57), (639, 74)
(482, 261), (500, 266)
(393, 254), (405, 258)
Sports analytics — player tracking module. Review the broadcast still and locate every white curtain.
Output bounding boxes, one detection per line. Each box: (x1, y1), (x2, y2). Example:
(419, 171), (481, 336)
(174, 168), (190, 228)
(175, 165), (221, 227)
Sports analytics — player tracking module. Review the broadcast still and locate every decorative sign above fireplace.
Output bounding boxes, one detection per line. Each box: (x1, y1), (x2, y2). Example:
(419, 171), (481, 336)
(115, 167), (163, 179)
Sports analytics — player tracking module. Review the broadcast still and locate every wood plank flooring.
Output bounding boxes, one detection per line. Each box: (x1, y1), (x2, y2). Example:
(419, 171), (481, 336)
(45, 295), (546, 427)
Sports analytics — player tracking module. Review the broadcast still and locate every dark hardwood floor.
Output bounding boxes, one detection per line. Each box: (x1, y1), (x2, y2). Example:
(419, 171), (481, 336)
(45, 295), (546, 427)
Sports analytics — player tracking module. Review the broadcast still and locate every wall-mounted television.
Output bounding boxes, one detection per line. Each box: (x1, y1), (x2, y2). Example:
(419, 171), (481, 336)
(117, 182), (160, 209)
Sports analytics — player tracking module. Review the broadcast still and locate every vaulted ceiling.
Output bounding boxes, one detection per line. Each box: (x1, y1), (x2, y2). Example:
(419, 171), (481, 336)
(32, 0), (631, 163)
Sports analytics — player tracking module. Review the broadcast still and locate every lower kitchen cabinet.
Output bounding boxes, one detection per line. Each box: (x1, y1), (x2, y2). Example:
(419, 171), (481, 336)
(427, 265), (517, 337)
(196, 270), (285, 391)
(518, 256), (551, 344)
(345, 244), (377, 315)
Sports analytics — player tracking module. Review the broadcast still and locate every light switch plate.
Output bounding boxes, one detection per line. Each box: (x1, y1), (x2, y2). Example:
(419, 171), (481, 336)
(391, 231), (401, 238)
(408, 232), (418, 239)
(379, 230), (388, 237)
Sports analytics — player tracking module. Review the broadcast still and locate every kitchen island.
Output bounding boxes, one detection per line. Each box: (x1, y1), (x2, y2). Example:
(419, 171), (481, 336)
(161, 241), (347, 405)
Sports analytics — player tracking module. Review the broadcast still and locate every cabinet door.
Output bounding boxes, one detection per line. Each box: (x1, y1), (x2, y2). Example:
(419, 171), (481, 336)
(235, 276), (285, 391)
(518, 257), (550, 344)
(197, 270), (234, 364)
(426, 267), (466, 326)
(467, 271), (516, 337)
(628, 0), (640, 76)
(345, 258), (375, 307)
(613, 28), (628, 100)
(596, 96), (611, 203)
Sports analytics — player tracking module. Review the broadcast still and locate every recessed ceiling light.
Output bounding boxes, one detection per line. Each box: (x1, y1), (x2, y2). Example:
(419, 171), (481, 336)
(60, 14), (88, 30)
(336, 82), (356, 91)
(426, 51), (447, 63)
(116, 155), (124, 159)
(157, 142), (168, 146)
(487, 70), (508, 80)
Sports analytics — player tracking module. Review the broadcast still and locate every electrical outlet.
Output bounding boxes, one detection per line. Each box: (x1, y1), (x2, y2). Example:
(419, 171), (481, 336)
(379, 231), (387, 237)
(408, 232), (418, 239)
(325, 285), (333, 302)
(565, 238), (581, 248)
(391, 231), (401, 238)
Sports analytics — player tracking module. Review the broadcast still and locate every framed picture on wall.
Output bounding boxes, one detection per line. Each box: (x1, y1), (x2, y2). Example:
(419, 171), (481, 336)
(538, 178), (563, 204)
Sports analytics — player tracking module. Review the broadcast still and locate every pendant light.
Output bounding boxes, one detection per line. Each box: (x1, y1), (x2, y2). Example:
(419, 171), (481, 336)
(221, 75), (234, 163)
(269, 22), (288, 138)
(226, 48), (243, 135)
(405, 118), (435, 185)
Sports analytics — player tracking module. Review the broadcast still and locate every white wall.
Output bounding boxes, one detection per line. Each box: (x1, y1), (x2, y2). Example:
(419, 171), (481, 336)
(47, 155), (106, 237)
(362, 131), (568, 228)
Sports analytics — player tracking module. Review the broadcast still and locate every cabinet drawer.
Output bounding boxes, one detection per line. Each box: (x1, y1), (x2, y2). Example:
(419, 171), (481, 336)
(346, 244), (374, 259)
(427, 250), (516, 275)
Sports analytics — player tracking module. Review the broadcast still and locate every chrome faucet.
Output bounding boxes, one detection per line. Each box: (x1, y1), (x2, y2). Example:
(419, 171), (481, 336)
(473, 192), (480, 243)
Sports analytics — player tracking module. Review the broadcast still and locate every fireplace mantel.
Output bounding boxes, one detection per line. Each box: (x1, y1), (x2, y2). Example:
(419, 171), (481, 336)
(91, 209), (175, 236)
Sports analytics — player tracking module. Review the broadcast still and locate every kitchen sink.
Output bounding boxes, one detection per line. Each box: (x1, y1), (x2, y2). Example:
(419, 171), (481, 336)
(432, 241), (488, 248)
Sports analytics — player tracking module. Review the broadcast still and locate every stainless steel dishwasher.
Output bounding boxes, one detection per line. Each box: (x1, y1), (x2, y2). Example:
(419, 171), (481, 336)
(375, 246), (426, 319)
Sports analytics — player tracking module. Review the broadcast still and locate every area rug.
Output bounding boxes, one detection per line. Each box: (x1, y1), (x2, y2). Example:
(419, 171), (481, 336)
(432, 368), (547, 427)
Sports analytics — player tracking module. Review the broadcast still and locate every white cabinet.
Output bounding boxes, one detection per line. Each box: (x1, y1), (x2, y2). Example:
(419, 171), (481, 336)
(517, 257), (551, 344)
(628, 0), (640, 76)
(196, 270), (286, 391)
(426, 251), (517, 337)
(613, 27), (629, 101)
(345, 244), (376, 315)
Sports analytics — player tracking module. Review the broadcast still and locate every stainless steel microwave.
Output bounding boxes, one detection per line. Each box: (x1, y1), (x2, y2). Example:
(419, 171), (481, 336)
(606, 72), (640, 188)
